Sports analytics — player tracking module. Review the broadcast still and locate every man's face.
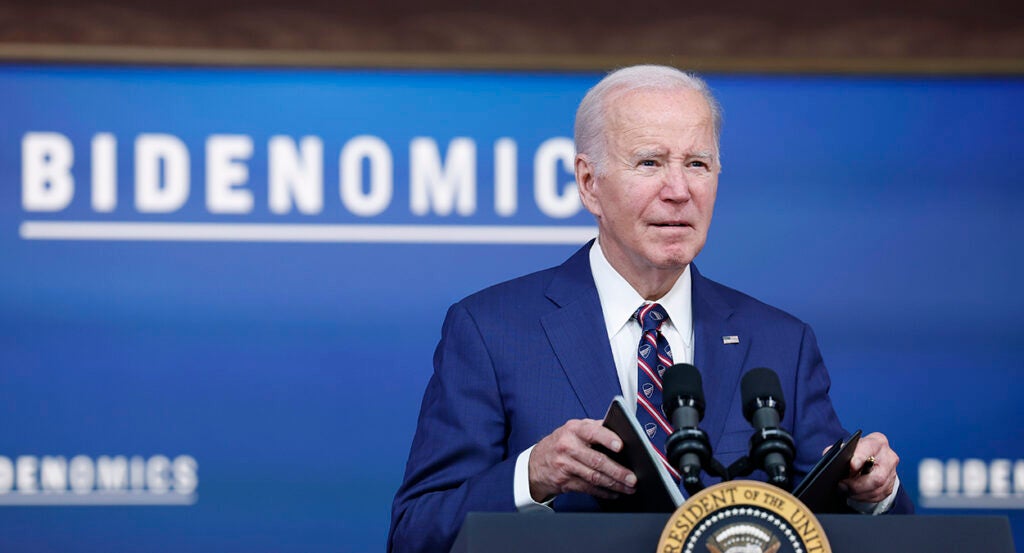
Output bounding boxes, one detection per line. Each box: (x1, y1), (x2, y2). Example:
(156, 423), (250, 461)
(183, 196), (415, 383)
(577, 87), (720, 287)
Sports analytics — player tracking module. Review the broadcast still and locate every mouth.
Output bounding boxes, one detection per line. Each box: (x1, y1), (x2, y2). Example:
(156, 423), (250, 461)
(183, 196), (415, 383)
(651, 222), (691, 228)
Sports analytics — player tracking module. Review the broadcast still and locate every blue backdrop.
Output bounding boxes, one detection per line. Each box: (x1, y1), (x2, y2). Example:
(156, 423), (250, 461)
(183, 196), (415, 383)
(0, 64), (1022, 551)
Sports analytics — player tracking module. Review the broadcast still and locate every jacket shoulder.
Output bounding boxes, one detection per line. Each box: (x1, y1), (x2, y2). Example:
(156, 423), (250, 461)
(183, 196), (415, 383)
(455, 243), (592, 314)
(456, 264), (560, 314)
(697, 273), (809, 332)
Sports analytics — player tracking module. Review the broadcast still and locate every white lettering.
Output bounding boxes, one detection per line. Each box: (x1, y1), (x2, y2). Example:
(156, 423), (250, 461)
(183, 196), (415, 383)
(1016, 460), (1024, 496)
(920, 458), (1024, 500)
(22, 132), (74, 211)
(91, 133), (117, 212)
(40, 456), (67, 492)
(945, 458), (960, 496)
(410, 137), (476, 216)
(68, 455), (95, 494)
(990, 459), (1011, 497)
(131, 455), (146, 490)
(16, 456), (38, 493)
(0, 454), (199, 497)
(173, 455), (199, 495)
(0, 456), (13, 493)
(494, 138), (517, 216)
(206, 135), (254, 214)
(534, 137), (579, 218)
(135, 134), (189, 213)
(97, 456), (129, 491)
(269, 135), (323, 215)
(963, 458), (987, 497)
(918, 458), (943, 498)
(340, 135), (393, 217)
(147, 455), (171, 494)
(17, 132), (614, 222)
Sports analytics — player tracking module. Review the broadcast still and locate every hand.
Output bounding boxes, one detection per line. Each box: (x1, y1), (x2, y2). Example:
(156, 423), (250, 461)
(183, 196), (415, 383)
(528, 419), (637, 502)
(834, 431), (900, 504)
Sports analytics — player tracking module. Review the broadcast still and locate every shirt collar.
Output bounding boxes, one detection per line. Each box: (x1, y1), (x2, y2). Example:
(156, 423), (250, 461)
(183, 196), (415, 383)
(588, 239), (693, 343)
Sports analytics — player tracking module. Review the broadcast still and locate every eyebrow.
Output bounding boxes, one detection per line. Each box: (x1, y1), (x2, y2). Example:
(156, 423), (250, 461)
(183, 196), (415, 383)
(627, 147), (719, 165)
(632, 149), (716, 160)
(632, 148), (666, 159)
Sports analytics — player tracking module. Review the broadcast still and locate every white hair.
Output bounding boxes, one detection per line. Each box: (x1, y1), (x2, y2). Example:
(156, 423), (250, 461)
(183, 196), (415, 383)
(573, 65), (723, 174)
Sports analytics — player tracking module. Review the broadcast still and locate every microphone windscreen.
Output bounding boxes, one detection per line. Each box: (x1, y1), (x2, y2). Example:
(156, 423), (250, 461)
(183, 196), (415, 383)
(741, 367), (786, 421)
(662, 363), (705, 416)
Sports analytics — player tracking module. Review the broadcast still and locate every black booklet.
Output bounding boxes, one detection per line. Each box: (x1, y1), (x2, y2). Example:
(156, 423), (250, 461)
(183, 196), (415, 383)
(793, 429), (862, 513)
(593, 396), (683, 513)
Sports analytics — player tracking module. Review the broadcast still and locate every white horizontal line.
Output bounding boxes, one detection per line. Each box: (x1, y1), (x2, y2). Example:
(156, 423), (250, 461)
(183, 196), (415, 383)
(19, 221), (598, 245)
(0, 492), (197, 506)
(919, 496), (1024, 510)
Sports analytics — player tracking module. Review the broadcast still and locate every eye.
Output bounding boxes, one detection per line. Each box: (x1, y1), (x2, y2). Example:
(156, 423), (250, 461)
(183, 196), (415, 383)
(688, 160), (708, 169)
(640, 159), (658, 167)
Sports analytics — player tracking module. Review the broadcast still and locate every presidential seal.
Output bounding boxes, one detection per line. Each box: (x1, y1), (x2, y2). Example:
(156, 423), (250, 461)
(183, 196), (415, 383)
(657, 481), (830, 553)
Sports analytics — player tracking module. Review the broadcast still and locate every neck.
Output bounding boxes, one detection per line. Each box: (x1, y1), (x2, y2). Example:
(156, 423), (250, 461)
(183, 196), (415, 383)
(627, 268), (685, 301)
(597, 241), (685, 300)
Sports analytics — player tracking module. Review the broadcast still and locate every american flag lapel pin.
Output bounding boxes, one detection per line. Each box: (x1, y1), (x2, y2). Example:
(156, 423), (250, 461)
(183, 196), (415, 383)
(722, 335), (740, 345)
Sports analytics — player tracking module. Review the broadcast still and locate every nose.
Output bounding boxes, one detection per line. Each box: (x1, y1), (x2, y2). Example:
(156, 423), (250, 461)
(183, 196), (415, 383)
(660, 163), (692, 202)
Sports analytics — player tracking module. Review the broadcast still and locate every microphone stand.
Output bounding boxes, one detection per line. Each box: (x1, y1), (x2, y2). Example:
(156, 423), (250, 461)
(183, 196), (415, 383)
(671, 426), (795, 495)
(665, 427), (729, 496)
(723, 426), (796, 491)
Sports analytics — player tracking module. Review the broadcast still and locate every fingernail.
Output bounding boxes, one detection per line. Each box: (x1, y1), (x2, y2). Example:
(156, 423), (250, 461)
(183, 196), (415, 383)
(611, 439), (622, 451)
(625, 474), (637, 486)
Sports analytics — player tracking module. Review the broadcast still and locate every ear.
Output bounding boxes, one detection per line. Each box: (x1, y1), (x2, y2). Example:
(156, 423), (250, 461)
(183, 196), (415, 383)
(575, 154), (602, 218)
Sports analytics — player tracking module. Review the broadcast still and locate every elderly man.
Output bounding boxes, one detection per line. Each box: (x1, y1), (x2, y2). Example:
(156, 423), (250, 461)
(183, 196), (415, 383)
(388, 65), (912, 553)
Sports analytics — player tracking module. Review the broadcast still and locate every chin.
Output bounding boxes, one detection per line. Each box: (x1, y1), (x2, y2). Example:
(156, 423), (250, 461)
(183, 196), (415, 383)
(648, 253), (695, 271)
(648, 244), (700, 269)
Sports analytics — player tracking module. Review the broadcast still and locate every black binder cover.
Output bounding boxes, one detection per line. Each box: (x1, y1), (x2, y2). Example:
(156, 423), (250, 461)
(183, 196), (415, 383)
(593, 396), (683, 513)
(794, 429), (862, 513)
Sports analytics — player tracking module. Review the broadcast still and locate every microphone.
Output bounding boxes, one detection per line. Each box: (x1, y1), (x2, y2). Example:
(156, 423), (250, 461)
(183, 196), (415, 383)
(663, 363), (713, 494)
(741, 368), (796, 490)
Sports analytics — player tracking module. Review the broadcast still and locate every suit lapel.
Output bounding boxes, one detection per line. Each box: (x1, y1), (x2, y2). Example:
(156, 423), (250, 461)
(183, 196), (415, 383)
(541, 244), (621, 420)
(538, 253), (751, 429)
(691, 265), (750, 447)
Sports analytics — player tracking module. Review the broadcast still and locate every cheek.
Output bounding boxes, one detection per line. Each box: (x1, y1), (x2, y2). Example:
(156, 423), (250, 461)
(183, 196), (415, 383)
(695, 182), (718, 215)
(609, 192), (647, 222)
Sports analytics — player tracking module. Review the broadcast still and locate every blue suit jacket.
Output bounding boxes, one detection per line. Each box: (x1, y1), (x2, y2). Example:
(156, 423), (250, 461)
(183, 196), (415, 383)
(389, 244), (911, 553)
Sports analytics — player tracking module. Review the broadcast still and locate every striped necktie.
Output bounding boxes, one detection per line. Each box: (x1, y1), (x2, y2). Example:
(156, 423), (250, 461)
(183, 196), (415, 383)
(634, 302), (680, 481)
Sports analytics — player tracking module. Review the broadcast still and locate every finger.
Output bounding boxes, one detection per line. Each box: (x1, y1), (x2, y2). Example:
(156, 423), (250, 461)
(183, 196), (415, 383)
(843, 469), (895, 501)
(573, 419), (625, 453)
(568, 444), (637, 493)
(562, 479), (622, 500)
(536, 446), (635, 496)
(849, 432), (888, 473)
(568, 460), (636, 496)
(565, 420), (637, 490)
(842, 445), (898, 502)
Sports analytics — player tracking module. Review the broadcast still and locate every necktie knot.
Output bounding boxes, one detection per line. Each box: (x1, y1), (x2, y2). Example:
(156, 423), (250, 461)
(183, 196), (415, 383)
(635, 303), (669, 333)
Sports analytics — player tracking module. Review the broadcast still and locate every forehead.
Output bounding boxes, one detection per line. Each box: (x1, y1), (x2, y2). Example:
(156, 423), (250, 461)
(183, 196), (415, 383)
(603, 87), (714, 149)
